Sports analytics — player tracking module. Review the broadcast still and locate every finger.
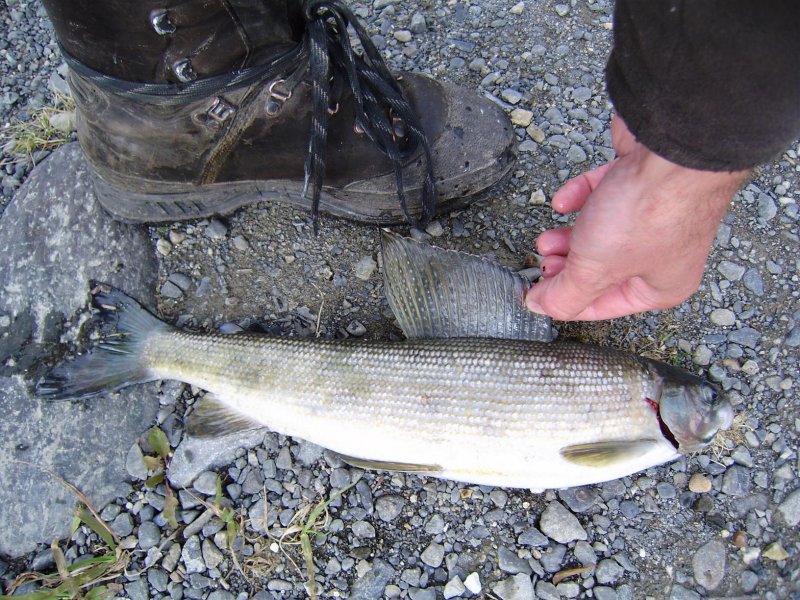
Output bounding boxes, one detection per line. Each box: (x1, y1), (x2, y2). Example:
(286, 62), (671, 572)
(536, 227), (572, 256)
(566, 281), (663, 321)
(551, 160), (617, 214)
(525, 263), (607, 320)
(540, 255), (566, 278)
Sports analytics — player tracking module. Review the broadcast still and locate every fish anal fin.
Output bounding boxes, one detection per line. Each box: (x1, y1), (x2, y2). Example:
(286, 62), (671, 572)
(334, 452), (442, 474)
(187, 394), (265, 438)
(560, 439), (660, 467)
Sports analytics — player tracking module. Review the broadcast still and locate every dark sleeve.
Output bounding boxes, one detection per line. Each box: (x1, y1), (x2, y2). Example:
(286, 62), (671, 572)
(606, 0), (800, 171)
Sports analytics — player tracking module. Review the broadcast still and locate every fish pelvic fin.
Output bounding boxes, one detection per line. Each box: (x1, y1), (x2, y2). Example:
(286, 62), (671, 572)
(187, 394), (265, 438)
(36, 284), (168, 400)
(560, 439), (661, 468)
(380, 230), (555, 342)
(333, 452), (442, 475)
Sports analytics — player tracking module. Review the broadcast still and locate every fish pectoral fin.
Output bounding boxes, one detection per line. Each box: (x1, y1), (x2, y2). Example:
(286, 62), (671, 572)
(187, 394), (265, 438)
(560, 439), (661, 467)
(334, 452), (442, 474)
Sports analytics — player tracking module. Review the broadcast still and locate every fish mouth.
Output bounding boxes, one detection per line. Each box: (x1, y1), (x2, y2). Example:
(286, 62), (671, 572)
(646, 398), (679, 450)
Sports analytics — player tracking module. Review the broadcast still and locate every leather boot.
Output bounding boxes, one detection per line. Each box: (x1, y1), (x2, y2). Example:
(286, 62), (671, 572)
(41, 0), (516, 228)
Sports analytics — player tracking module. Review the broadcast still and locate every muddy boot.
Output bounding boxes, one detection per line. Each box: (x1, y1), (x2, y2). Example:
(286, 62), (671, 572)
(41, 0), (515, 228)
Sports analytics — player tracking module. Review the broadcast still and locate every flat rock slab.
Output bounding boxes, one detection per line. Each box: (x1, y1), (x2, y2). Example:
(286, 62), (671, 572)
(0, 143), (164, 558)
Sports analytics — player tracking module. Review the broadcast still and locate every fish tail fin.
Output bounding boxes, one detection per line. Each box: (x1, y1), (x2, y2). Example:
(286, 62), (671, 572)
(37, 285), (169, 400)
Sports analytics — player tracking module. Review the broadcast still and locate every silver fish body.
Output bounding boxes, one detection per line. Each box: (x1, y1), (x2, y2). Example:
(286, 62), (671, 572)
(152, 330), (679, 489)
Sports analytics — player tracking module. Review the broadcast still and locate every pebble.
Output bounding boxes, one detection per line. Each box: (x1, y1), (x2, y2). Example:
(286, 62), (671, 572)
(409, 13), (427, 33)
(555, 4), (570, 16)
(539, 501), (587, 543)
(777, 487), (800, 526)
(709, 308), (736, 326)
(757, 193), (778, 220)
(743, 268), (764, 296)
(529, 189), (546, 205)
(567, 145), (588, 164)
(444, 576), (466, 598)
(375, 494), (405, 521)
(346, 320), (367, 336)
(126, 443), (148, 481)
(492, 573), (534, 600)
(393, 29), (412, 43)
(160, 280), (184, 299)
(559, 486), (599, 513)
(509, 2), (525, 15)
(692, 344), (713, 366)
(510, 108), (533, 127)
(692, 539), (725, 591)
(182, 535), (206, 574)
(421, 542), (445, 568)
(156, 238), (172, 256)
(464, 572), (481, 594)
(351, 520), (376, 539)
(354, 255), (377, 280)
(501, 88), (523, 104)
(205, 218), (228, 239)
(762, 542), (789, 561)
(595, 558), (624, 584)
(138, 521), (162, 550)
(425, 220), (444, 237)
(717, 260), (746, 281)
(498, 546), (532, 575)
(526, 124), (546, 143)
(689, 474), (712, 493)
(740, 570), (759, 593)
(727, 327), (761, 349)
(193, 471), (219, 495)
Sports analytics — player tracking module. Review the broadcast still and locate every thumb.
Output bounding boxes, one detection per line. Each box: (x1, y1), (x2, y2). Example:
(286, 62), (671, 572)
(526, 267), (604, 321)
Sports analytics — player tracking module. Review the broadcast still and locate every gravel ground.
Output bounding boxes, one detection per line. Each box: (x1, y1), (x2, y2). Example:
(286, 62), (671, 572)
(2, 0), (799, 599)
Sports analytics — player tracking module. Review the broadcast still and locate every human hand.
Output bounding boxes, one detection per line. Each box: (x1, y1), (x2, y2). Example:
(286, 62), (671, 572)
(526, 115), (750, 321)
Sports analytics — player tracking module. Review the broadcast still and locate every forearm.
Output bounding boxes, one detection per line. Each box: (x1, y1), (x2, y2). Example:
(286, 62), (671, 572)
(607, 0), (800, 172)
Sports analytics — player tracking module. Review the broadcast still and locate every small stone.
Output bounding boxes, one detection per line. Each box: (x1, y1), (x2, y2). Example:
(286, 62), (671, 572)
(202, 539), (224, 569)
(777, 487), (800, 526)
(519, 140), (538, 152)
(492, 573), (534, 600)
(539, 501), (587, 543)
(555, 4), (570, 16)
(205, 218), (228, 239)
(567, 145), (588, 164)
(169, 229), (187, 245)
(351, 520), (376, 539)
(728, 327), (761, 349)
(425, 220), (444, 237)
(692, 539), (725, 591)
(762, 542), (789, 561)
(421, 542), (445, 568)
(231, 235), (250, 251)
(498, 546), (532, 575)
(657, 482), (676, 499)
(732, 531), (747, 548)
(722, 465), (751, 496)
(354, 255), (377, 280)
(501, 88), (523, 104)
(126, 443), (148, 481)
(424, 513), (445, 534)
(595, 559), (624, 585)
(717, 260), (745, 281)
(510, 108), (533, 127)
(689, 473), (712, 493)
(393, 29), (412, 43)
(742, 269), (764, 296)
(193, 471), (219, 495)
(710, 308), (736, 327)
(509, 2), (525, 15)
(692, 344), (713, 366)
(181, 535), (206, 574)
(757, 193), (778, 220)
(346, 320), (367, 337)
(110, 513), (133, 538)
(375, 494), (405, 522)
(740, 570), (759, 593)
(409, 13), (427, 34)
(138, 521), (162, 550)
(160, 281), (183, 299)
(526, 125), (546, 143)
(558, 486), (598, 513)
(464, 572), (481, 594)
(444, 576), (466, 599)
(535, 581), (559, 600)
(48, 110), (77, 133)
(156, 238), (173, 256)
(529, 189), (547, 205)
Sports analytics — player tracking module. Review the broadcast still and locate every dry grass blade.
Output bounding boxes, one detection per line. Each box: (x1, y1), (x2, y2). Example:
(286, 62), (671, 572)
(0, 93), (75, 165)
(552, 564), (594, 585)
(708, 410), (751, 461)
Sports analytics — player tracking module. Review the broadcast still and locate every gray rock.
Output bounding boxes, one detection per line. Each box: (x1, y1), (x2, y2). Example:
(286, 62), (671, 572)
(501, 88), (522, 104)
(409, 12), (427, 34)
(349, 558), (395, 600)
(567, 145), (588, 164)
(124, 577), (149, 600)
(375, 494), (405, 522)
(205, 218), (228, 239)
(138, 521), (162, 550)
(669, 585), (701, 600)
(757, 193), (777, 220)
(421, 542), (445, 567)
(0, 146), (162, 558)
(709, 308), (736, 327)
(535, 581), (559, 600)
(518, 526), (548, 547)
(126, 442), (148, 481)
(743, 268), (765, 296)
(593, 587), (618, 600)
(740, 570), (759, 593)
(110, 513), (133, 538)
(786, 326), (800, 347)
(354, 255), (377, 281)
(160, 280), (184, 299)
(202, 538), (224, 569)
(727, 327), (761, 349)
(294, 439), (324, 465)
(443, 576), (466, 599)
(492, 573), (534, 600)
(425, 513), (445, 534)
(498, 546), (532, 574)
(692, 539), (725, 591)
(573, 540), (596, 566)
(193, 471), (220, 495)
(182, 535), (206, 574)
(717, 260), (746, 281)
(168, 429), (266, 488)
(148, 568), (169, 592)
(539, 501), (587, 543)
(558, 486), (598, 513)
(777, 487), (800, 527)
(595, 558), (624, 584)
(351, 520), (376, 539)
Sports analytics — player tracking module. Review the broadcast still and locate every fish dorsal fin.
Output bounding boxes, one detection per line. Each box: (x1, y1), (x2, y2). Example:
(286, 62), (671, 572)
(187, 394), (265, 438)
(560, 439), (661, 467)
(334, 452), (442, 474)
(380, 230), (555, 342)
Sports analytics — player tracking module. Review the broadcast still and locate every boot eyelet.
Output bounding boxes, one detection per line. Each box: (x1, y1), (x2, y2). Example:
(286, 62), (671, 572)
(265, 79), (292, 116)
(150, 10), (176, 35)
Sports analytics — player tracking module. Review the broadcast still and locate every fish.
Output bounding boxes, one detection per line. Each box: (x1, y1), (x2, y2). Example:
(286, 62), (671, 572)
(37, 231), (734, 490)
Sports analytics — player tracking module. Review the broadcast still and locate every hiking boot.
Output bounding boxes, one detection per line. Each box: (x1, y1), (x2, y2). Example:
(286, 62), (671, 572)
(42, 0), (516, 228)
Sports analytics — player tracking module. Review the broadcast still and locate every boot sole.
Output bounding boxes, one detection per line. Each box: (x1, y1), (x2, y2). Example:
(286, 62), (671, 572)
(92, 150), (515, 225)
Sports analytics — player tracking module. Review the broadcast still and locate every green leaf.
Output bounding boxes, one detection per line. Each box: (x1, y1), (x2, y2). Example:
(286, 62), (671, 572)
(163, 485), (179, 530)
(145, 472), (165, 488)
(215, 474), (223, 509)
(78, 508), (117, 550)
(142, 455), (163, 472)
(147, 427), (171, 460)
